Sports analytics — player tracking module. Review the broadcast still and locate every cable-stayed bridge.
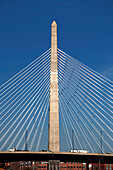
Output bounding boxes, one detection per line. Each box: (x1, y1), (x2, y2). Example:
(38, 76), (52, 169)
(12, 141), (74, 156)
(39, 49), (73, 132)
(0, 21), (113, 165)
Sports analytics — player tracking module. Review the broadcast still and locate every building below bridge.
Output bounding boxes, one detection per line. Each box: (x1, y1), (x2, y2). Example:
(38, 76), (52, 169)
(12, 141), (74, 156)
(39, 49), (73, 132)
(34, 161), (113, 170)
(2, 161), (113, 170)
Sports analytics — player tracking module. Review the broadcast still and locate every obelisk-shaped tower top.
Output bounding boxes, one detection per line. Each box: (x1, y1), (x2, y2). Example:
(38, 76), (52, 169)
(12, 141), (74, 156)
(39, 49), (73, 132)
(52, 20), (57, 25)
(51, 20), (57, 55)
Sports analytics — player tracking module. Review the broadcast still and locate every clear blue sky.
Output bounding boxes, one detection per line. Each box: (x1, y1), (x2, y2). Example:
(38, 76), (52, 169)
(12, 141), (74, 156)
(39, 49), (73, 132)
(0, 0), (113, 85)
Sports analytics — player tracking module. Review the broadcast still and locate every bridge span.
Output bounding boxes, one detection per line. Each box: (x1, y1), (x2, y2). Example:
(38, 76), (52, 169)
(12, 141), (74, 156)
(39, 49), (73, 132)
(0, 151), (113, 164)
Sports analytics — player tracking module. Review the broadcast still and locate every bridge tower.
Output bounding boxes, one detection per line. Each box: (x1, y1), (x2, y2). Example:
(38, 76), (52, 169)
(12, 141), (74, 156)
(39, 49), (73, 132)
(48, 21), (60, 152)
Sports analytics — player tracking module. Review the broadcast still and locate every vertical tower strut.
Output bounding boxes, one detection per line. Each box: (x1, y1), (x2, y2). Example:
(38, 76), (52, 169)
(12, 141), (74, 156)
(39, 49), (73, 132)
(48, 21), (60, 152)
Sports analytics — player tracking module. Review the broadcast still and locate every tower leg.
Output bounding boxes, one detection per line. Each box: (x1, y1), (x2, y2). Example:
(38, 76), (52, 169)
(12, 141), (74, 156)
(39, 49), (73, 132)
(49, 160), (60, 170)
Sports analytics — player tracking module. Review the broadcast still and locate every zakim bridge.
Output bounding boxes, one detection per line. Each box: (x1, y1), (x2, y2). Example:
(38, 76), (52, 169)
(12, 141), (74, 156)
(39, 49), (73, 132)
(0, 21), (113, 168)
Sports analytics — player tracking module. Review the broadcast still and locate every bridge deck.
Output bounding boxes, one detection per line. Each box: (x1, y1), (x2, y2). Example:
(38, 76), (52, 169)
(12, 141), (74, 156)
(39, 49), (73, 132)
(0, 151), (113, 163)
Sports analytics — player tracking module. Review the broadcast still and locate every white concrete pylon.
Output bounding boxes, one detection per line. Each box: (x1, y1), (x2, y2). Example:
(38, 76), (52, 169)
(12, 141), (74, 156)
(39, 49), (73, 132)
(48, 21), (60, 152)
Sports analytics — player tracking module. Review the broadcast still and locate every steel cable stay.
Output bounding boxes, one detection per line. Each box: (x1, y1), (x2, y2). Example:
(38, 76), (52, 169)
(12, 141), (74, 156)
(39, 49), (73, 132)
(2, 64), (49, 112)
(58, 72), (113, 135)
(1, 78), (50, 137)
(1, 61), (50, 115)
(59, 105), (70, 151)
(7, 89), (49, 151)
(58, 60), (77, 88)
(1, 63), (50, 117)
(76, 77), (113, 120)
(59, 67), (113, 117)
(60, 94), (90, 151)
(72, 74), (113, 115)
(59, 92), (83, 150)
(57, 59), (111, 105)
(58, 65), (113, 123)
(1, 48), (49, 150)
(58, 52), (113, 96)
(1, 83), (50, 151)
(15, 84), (50, 150)
(74, 92), (113, 151)
(0, 48), (51, 89)
(58, 52), (69, 78)
(73, 78), (113, 123)
(18, 90), (49, 151)
(59, 67), (113, 124)
(58, 56), (113, 104)
(1, 53), (51, 100)
(59, 85), (98, 152)
(59, 79), (98, 152)
(1, 77), (49, 144)
(58, 55), (68, 72)
(69, 102), (101, 153)
(58, 75), (113, 152)
(58, 48), (113, 87)
(59, 75), (113, 152)
(58, 59), (74, 93)
(59, 50), (112, 150)
(60, 96), (75, 148)
(72, 69), (113, 108)
(58, 53), (113, 103)
(58, 54), (67, 78)
(36, 100), (49, 151)
(2, 53), (50, 116)
(59, 50), (112, 151)
(74, 107), (106, 153)
(58, 49), (113, 88)
(0, 76), (50, 147)
(59, 100), (76, 150)
(21, 92), (49, 149)
(1, 46), (112, 153)
(17, 82), (50, 148)
(21, 97), (49, 150)
(1, 57), (50, 109)
(59, 100), (78, 151)
(72, 64), (113, 100)
(58, 66), (69, 87)
(69, 92), (113, 152)
(59, 89), (106, 153)
(0, 84), (49, 151)
(29, 91), (49, 151)
(59, 80), (105, 153)
(1, 71), (50, 128)
(2, 66), (49, 117)
(58, 59), (113, 114)
(35, 95), (49, 151)
(22, 91), (49, 151)
(57, 69), (112, 136)
(59, 89), (95, 152)
(74, 64), (113, 96)
(58, 75), (112, 126)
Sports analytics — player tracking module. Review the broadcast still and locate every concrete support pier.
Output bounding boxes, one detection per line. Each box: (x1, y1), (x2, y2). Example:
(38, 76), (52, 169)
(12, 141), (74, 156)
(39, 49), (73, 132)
(48, 21), (60, 152)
